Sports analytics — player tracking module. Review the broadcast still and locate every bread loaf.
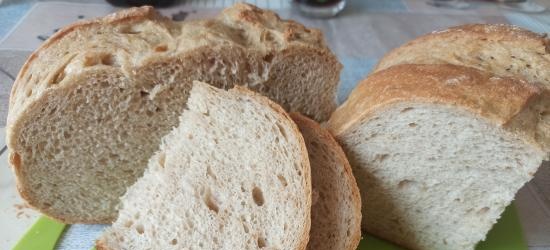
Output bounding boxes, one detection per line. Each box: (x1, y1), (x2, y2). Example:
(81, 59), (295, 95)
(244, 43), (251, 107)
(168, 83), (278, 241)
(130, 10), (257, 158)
(328, 64), (547, 250)
(97, 82), (311, 250)
(290, 113), (362, 250)
(373, 24), (550, 151)
(6, 4), (339, 223)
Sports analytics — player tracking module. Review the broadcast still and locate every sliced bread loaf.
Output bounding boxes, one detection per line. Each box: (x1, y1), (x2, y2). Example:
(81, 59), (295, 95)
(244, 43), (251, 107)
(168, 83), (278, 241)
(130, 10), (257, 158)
(96, 81), (311, 250)
(373, 24), (550, 151)
(327, 64), (547, 250)
(7, 3), (338, 223)
(289, 113), (361, 250)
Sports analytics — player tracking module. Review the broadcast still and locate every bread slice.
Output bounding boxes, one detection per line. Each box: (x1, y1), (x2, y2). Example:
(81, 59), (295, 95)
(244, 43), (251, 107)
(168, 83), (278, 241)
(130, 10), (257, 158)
(6, 3), (338, 223)
(373, 24), (550, 151)
(289, 113), (361, 250)
(327, 64), (548, 250)
(96, 81), (311, 250)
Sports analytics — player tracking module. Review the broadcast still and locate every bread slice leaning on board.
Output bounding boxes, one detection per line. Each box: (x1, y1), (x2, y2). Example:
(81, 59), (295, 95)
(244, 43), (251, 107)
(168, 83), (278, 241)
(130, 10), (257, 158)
(289, 113), (362, 250)
(373, 24), (550, 152)
(327, 64), (548, 250)
(6, 3), (340, 223)
(97, 82), (311, 250)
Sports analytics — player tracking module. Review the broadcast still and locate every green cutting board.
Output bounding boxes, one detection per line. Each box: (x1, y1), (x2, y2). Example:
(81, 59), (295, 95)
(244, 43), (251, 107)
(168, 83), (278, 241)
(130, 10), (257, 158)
(14, 204), (526, 250)
(358, 204), (527, 250)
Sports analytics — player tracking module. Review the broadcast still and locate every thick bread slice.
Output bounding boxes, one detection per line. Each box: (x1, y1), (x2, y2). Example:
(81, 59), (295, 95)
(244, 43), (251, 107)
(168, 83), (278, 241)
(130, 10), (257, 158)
(327, 64), (547, 250)
(96, 82), (311, 250)
(373, 24), (550, 151)
(289, 113), (361, 250)
(6, 4), (338, 223)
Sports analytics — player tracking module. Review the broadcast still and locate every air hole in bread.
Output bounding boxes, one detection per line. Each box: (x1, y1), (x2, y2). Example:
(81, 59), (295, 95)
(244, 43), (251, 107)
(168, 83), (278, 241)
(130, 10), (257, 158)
(275, 123), (287, 140)
(408, 122), (417, 127)
(309, 141), (319, 149)
(252, 186), (264, 206)
(135, 224), (144, 234)
(398, 179), (416, 189)
(25, 89), (32, 97)
(375, 154), (388, 162)
(140, 90), (149, 97)
(123, 220), (133, 228)
(154, 44), (168, 52)
(48, 107), (57, 116)
(277, 175), (288, 187)
(204, 191), (219, 213)
(118, 25), (141, 34)
(257, 236), (267, 248)
(51, 70), (66, 85)
(401, 107), (414, 113)
(62, 131), (71, 139)
(170, 238), (177, 245)
(263, 53), (274, 63)
(261, 30), (275, 42)
(206, 166), (217, 180)
(98, 158), (108, 165)
(158, 153), (165, 168)
(477, 207), (490, 214)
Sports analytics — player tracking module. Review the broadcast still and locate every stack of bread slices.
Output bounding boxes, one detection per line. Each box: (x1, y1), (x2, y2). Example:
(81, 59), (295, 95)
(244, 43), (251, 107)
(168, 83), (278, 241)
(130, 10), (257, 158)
(6, 3), (548, 250)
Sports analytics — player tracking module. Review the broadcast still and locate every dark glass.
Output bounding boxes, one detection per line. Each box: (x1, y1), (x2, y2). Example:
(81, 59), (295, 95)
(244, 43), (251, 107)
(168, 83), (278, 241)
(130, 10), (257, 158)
(106, 0), (176, 7)
(293, 0), (346, 18)
(294, 0), (345, 7)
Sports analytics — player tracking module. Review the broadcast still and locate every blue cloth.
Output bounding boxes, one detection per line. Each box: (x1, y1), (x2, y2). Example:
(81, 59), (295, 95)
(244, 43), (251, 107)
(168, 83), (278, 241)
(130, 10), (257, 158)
(0, 0), (34, 39)
(505, 12), (550, 33)
(348, 0), (407, 12)
(338, 57), (378, 104)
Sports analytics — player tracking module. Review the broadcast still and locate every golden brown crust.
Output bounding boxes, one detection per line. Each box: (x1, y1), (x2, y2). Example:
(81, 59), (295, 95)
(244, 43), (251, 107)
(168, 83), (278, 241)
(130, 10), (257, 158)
(221, 3), (325, 46)
(435, 24), (548, 43)
(328, 64), (544, 150)
(373, 23), (550, 80)
(95, 240), (110, 250)
(290, 112), (362, 250)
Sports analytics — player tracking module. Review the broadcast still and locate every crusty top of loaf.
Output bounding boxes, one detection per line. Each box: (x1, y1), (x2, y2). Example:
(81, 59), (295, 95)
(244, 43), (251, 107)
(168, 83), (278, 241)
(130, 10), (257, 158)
(328, 64), (545, 150)
(431, 24), (549, 43)
(373, 24), (550, 86)
(6, 4), (333, 147)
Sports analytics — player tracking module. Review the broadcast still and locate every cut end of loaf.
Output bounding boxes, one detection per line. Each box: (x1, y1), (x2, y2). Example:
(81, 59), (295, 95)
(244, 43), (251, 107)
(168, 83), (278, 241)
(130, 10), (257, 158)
(337, 102), (544, 250)
(97, 82), (311, 250)
(329, 64), (546, 250)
